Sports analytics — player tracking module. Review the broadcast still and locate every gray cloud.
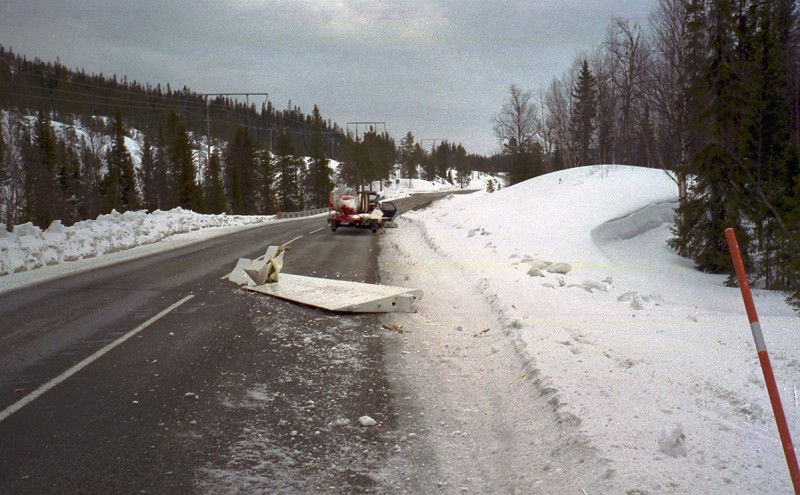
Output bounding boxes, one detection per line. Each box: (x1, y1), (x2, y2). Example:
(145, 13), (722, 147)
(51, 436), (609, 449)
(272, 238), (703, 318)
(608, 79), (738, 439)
(1, 0), (655, 154)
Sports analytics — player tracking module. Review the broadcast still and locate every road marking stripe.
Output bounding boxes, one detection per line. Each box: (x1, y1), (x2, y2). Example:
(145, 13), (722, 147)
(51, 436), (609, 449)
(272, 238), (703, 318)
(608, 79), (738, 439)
(284, 235), (304, 245)
(0, 294), (195, 424)
(308, 226), (325, 235)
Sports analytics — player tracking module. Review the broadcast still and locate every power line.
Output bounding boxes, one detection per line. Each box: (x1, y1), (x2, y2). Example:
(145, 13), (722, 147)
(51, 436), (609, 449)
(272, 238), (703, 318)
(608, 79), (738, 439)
(346, 121), (386, 140)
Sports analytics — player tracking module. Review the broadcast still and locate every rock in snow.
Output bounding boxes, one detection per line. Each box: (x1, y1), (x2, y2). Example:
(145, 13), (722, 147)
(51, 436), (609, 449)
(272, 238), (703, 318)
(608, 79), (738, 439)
(546, 262), (572, 274)
(658, 423), (687, 458)
(358, 416), (378, 427)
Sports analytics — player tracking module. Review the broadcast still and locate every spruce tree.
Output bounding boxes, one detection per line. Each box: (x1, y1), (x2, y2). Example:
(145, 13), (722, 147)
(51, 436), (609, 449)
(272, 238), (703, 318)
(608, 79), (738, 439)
(102, 110), (138, 213)
(785, 177), (800, 310)
(78, 130), (104, 219)
(670, 0), (750, 276)
(362, 130), (395, 183)
(0, 118), (6, 224)
(165, 112), (198, 211)
(202, 151), (227, 214)
(224, 127), (257, 215)
(571, 60), (597, 167)
(56, 137), (82, 224)
(670, 0), (800, 306)
(399, 132), (418, 179)
(274, 131), (302, 212)
(742, 1), (800, 291)
(138, 134), (158, 211)
(257, 148), (277, 214)
(25, 110), (64, 227)
(304, 105), (334, 208)
(454, 144), (469, 188)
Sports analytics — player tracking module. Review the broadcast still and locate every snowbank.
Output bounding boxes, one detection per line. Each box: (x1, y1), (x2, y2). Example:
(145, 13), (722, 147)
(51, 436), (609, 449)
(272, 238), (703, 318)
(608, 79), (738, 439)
(380, 164), (800, 493)
(370, 171), (495, 200)
(0, 208), (273, 276)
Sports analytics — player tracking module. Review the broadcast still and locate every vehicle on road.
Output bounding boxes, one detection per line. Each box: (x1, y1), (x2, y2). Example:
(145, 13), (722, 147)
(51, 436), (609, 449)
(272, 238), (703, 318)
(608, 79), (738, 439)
(327, 186), (397, 232)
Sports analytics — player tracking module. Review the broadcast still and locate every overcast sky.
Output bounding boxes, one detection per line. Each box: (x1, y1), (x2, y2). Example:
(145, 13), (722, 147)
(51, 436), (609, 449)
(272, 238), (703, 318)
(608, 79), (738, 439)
(1, 0), (655, 155)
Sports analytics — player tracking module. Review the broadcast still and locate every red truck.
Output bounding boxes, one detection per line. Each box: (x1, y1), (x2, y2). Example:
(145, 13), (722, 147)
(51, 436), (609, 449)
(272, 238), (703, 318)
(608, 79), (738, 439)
(327, 186), (397, 232)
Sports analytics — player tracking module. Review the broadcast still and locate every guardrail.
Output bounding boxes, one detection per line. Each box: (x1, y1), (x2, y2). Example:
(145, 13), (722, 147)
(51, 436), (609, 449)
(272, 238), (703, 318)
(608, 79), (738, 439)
(274, 208), (328, 220)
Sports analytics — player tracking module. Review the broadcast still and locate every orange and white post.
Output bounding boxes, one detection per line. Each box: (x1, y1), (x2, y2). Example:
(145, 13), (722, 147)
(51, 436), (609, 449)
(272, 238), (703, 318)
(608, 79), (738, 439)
(725, 228), (800, 494)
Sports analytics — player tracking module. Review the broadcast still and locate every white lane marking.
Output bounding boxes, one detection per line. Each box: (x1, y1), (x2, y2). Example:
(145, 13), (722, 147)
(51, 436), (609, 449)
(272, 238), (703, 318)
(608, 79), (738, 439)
(284, 235), (304, 245)
(308, 226), (325, 235)
(0, 294), (195, 423)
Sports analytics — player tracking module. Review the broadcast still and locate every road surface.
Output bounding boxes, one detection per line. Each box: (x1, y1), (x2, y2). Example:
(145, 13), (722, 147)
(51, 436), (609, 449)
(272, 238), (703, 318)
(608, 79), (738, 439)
(0, 192), (457, 494)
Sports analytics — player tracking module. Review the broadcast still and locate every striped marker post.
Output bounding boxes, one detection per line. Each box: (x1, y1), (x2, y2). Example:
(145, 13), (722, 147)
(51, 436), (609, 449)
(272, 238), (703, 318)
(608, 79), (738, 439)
(725, 228), (800, 494)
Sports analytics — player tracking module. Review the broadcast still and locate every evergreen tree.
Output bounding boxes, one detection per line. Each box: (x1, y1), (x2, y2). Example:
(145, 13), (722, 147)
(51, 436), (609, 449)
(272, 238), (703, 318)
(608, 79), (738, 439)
(138, 134), (158, 211)
(56, 135), (82, 224)
(422, 142), (438, 181)
(669, 0), (800, 312)
(431, 142), (449, 181)
(225, 127), (257, 215)
(165, 111), (198, 210)
(304, 105), (334, 208)
(454, 144), (470, 188)
(274, 131), (302, 211)
(670, 0), (750, 276)
(571, 60), (597, 167)
(257, 148), (277, 214)
(77, 130), (104, 219)
(24, 110), (64, 227)
(362, 130), (395, 184)
(0, 115), (26, 226)
(202, 151), (226, 214)
(399, 132), (419, 179)
(743, 0), (800, 290)
(101, 110), (138, 212)
(0, 118), (6, 224)
(338, 138), (360, 186)
(174, 123), (197, 210)
(507, 140), (544, 185)
(785, 177), (800, 309)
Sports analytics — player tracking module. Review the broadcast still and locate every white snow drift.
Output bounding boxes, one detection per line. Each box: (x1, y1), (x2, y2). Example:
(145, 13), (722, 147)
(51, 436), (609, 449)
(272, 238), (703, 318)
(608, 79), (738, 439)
(0, 208), (273, 276)
(378, 164), (800, 494)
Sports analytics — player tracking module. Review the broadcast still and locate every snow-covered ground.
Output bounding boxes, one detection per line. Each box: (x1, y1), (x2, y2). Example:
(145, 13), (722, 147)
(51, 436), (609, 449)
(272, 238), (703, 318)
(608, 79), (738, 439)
(0, 208), (276, 289)
(378, 164), (800, 494)
(2, 164), (797, 493)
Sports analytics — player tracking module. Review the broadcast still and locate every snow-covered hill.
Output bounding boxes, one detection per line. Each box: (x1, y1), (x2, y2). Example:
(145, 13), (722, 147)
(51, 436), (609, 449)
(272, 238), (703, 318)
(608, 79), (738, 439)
(379, 164), (800, 493)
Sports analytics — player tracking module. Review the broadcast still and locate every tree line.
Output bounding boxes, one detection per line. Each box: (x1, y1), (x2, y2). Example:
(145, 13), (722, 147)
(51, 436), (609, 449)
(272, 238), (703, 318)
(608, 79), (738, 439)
(0, 47), (501, 230)
(0, 46), (345, 158)
(493, 0), (800, 312)
(0, 105), (338, 228)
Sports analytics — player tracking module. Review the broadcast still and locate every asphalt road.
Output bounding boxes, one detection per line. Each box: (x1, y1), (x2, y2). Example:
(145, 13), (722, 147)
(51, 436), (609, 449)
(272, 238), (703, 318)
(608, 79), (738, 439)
(0, 191), (459, 494)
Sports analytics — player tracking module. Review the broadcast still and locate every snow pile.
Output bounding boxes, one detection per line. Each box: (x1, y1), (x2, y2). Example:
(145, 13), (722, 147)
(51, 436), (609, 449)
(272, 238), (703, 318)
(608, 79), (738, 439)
(0, 208), (273, 275)
(380, 164), (800, 493)
(370, 170), (497, 201)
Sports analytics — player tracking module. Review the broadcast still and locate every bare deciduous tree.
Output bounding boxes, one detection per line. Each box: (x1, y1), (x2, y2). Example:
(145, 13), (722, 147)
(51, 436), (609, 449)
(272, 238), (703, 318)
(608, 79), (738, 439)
(603, 18), (651, 165)
(544, 70), (578, 169)
(492, 84), (538, 155)
(648, 0), (692, 197)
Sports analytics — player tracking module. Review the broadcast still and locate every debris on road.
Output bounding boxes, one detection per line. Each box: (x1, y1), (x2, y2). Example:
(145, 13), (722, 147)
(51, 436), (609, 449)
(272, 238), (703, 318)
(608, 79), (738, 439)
(225, 246), (423, 313)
